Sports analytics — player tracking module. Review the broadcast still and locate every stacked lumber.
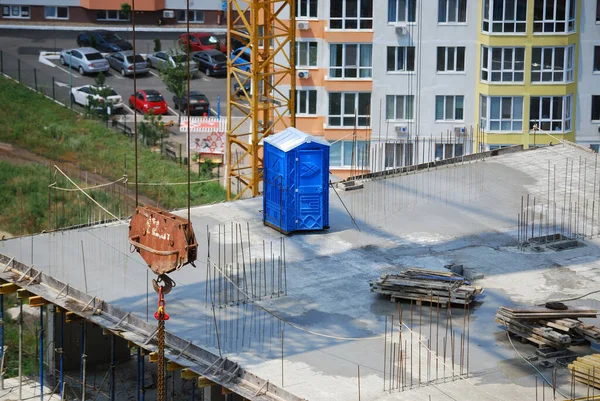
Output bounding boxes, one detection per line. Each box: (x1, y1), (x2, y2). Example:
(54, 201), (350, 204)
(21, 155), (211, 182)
(568, 354), (600, 389)
(496, 306), (598, 349)
(369, 268), (483, 305)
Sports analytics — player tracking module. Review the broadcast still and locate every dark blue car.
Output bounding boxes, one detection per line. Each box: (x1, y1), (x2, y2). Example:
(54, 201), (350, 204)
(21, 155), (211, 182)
(77, 30), (133, 53)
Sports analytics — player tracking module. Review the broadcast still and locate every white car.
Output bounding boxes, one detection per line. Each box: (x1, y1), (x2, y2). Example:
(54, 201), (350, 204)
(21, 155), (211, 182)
(70, 85), (124, 110)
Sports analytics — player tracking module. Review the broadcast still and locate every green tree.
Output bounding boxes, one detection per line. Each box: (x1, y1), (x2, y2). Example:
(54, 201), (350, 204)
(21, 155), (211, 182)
(154, 38), (162, 53)
(86, 73), (115, 122)
(139, 111), (168, 146)
(158, 50), (190, 124)
(120, 3), (132, 18)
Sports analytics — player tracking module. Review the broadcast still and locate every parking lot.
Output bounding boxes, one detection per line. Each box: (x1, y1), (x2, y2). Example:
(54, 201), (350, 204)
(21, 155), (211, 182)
(0, 29), (230, 120)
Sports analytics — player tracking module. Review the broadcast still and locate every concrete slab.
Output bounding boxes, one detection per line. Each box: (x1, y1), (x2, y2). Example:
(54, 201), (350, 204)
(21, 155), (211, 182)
(2, 144), (600, 400)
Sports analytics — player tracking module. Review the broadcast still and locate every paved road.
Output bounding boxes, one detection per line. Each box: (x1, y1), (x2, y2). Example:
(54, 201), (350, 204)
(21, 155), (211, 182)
(0, 29), (229, 118)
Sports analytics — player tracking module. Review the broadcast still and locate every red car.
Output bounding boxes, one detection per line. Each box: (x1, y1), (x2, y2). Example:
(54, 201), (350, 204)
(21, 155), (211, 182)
(179, 33), (225, 52)
(129, 89), (168, 115)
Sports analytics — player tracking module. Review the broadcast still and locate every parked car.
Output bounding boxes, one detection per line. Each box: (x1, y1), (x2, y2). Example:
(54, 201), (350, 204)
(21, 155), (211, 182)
(76, 30), (133, 53)
(129, 90), (168, 115)
(59, 48), (110, 75)
(179, 33), (225, 52)
(70, 85), (124, 110)
(146, 52), (198, 77)
(214, 30), (248, 52)
(191, 50), (227, 77)
(172, 91), (210, 115)
(230, 47), (251, 72)
(105, 51), (149, 77)
(233, 81), (251, 97)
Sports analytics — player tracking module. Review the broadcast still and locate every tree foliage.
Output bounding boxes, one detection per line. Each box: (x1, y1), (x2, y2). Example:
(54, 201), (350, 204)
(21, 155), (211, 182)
(86, 73), (116, 122)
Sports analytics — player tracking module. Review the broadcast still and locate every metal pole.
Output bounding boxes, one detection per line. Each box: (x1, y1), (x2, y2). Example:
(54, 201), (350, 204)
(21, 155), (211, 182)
(69, 53), (73, 109)
(110, 334), (116, 401)
(18, 59), (21, 82)
(80, 322), (86, 401)
(39, 305), (44, 401)
(136, 347), (141, 401)
(141, 347), (145, 401)
(52, 77), (56, 101)
(0, 50), (3, 74)
(0, 294), (3, 390)
(59, 310), (64, 399)
(34, 68), (38, 92)
(19, 298), (23, 401)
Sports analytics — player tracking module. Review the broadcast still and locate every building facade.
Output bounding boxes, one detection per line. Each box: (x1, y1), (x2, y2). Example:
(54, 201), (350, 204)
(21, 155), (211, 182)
(0, 0), (224, 25)
(278, 0), (597, 177)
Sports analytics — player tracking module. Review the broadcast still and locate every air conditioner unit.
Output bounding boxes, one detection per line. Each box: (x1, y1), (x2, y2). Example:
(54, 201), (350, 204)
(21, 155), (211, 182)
(453, 125), (466, 136)
(395, 23), (408, 36)
(395, 125), (408, 134)
(297, 70), (310, 79)
(163, 10), (174, 18)
(297, 21), (310, 31)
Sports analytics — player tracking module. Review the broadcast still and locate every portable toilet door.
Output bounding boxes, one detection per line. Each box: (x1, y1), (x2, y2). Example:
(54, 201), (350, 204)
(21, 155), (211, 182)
(296, 146), (328, 230)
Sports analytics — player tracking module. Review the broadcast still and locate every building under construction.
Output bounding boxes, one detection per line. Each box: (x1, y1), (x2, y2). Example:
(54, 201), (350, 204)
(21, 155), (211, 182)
(3, 142), (600, 400)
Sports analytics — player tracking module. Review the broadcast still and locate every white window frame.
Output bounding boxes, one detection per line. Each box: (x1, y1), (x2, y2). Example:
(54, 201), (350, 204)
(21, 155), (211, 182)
(385, 95), (415, 121)
(480, 95), (524, 132)
(96, 10), (129, 21)
(296, 0), (318, 18)
(533, 0), (576, 34)
(44, 6), (69, 20)
(388, 0), (416, 23)
(3, 5), (30, 19)
(296, 41), (318, 68)
(435, 95), (464, 121)
(296, 89), (317, 115)
(176, 10), (205, 23)
(386, 46), (415, 73)
(531, 46), (574, 83)
(384, 142), (414, 168)
(593, 96), (600, 122)
(330, 0), (373, 30)
(329, 43), (372, 79)
(480, 46), (525, 83)
(328, 92), (371, 128)
(530, 95), (572, 132)
(330, 140), (370, 168)
(482, 0), (527, 34)
(438, 0), (467, 24)
(436, 47), (465, 73)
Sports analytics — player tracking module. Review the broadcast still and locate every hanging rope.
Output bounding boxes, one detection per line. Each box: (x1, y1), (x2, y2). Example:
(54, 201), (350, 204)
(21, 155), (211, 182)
(128, 177), (220, 186)
(49, 176), (126, 191)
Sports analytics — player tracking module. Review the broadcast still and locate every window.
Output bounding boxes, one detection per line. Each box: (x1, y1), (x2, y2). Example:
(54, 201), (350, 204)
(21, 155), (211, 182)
(435, 96), (464, 121)
(480, 95), (523, 132)
(296, 0), (318, 18)
(176, 10), (204, 22)
(328, 92), (371, 127)
(435, 143), (464, 159)
(482, 0), (527, 33)
(96, 10), (129, 21)
(330, 0), (373, 29)
(594, 96), (600, 121)
(533, 0), (576, 33)
(386, 95), (414, 121)
(45, 6), (68, 19)
(296, 90), (317, 115)
(597, 0), (600, 22)
(530, 96), (572, 132)
(330, 141), (370, 167)
(438, 0), (467, 23)
(329, 44), (372, 78)
(384, 143), (414, 167)
(595, 47), (600, 73)
(531, 46), (574, 82)
(488, 144), (511, 150)
(386, 46), (415, 72)
(480, 47), (525, 82)
(296, 42), (318, 67)
(388, 0), (416, 23)
(3, 5), (30, 18)
(436, 47), (465, 73)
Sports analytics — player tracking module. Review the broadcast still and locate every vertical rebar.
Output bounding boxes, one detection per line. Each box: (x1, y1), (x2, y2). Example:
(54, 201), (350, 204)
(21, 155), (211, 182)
(39, 305), (43, 401)
(383, 315), (387, 391)
(18, 298), (23, 400)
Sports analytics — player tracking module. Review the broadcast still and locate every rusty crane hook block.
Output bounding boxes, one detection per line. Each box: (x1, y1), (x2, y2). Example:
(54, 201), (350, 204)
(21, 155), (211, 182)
(128, 206), (198, 277)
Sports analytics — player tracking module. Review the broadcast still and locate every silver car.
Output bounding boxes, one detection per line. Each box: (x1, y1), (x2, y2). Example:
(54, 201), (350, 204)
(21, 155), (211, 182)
(105, 51), (150, 77)
(146, 51), (198, 78)
(59, 47), (109, 75)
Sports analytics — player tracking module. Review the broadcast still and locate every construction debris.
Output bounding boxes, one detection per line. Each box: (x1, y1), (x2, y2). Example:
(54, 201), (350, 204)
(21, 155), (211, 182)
(370, 268), (483, 305)
(496, 305), (599, 349)
(568, 354), (600, 389)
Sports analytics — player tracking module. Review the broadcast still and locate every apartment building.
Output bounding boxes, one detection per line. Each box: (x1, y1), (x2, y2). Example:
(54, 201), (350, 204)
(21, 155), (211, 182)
(0, 0), (223, 25)
(279, 0), (600, 177)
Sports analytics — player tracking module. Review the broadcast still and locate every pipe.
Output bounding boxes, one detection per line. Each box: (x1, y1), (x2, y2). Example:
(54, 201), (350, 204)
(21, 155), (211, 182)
(39, 305), (44, 401)
(110, 334), (116, 401)
(0, 294), (3, 390)
(81, 322), (87, 401)
(141, 347), (145, 401)
(59, 309), (64, 399)
(19, 298), (23, 401)
(136, 347), (141, 401)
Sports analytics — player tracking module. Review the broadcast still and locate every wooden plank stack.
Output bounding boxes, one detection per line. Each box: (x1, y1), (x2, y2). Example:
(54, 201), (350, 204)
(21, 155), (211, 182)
(568, 354), (600, 389)
(370, 268), (483, 306)
(496, 305), (599, 349)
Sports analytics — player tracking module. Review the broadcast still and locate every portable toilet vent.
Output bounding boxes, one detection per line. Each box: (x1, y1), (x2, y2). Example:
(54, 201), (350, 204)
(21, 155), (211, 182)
(263, 127), (330, 234)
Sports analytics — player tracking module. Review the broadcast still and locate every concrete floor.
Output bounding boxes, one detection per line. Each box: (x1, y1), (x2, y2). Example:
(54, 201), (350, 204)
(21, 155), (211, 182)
(2, 143), (600, 400)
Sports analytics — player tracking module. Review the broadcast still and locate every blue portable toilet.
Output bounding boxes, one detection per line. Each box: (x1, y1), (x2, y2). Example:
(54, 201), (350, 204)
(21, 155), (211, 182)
(263, 127), (330, 234)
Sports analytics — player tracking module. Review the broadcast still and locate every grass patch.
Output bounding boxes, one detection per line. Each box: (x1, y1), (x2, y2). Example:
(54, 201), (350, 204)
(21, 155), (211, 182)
(0, 76), (225, 229)
(2, 295), (39, 379)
